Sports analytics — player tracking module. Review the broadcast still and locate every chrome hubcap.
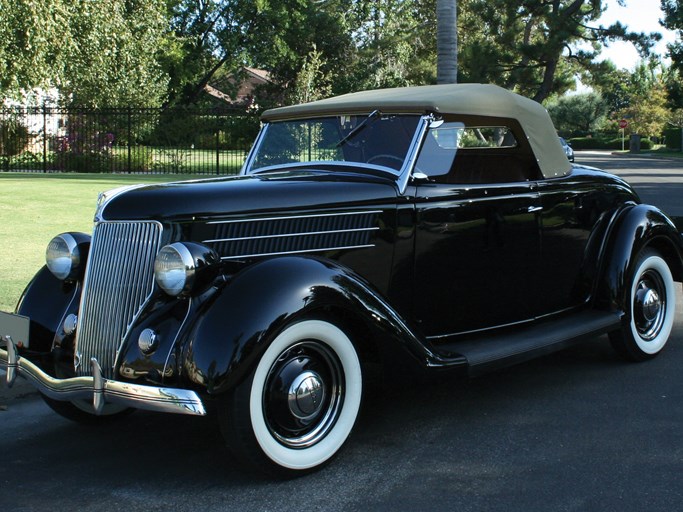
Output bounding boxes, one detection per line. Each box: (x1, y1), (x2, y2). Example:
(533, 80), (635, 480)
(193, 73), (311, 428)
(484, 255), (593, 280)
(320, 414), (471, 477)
(263, 341), (343, 448)
(288, 371), (326, 420)
(634, 270), (666, 341)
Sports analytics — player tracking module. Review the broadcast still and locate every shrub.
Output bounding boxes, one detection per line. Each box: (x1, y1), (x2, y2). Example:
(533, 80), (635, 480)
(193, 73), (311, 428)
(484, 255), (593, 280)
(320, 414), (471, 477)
(0, 119), (29, 156)
(112, 148), (154, 172)
(52, 152), (113, 173)
(569, 136), (653, 150)
(663, 128), (682, 150)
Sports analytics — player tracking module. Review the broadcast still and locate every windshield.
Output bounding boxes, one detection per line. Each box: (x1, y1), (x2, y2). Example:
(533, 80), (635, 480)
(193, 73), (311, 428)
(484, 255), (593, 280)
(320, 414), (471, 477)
(246, 114), (422, 174)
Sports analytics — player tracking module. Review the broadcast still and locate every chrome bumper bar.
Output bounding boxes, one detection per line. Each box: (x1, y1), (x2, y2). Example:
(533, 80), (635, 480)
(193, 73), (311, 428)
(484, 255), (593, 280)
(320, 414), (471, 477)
(1, 336), (206, 416)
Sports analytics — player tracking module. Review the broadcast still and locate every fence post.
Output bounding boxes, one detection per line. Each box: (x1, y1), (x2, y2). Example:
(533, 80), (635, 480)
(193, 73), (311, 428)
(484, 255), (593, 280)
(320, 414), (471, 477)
(126, 107), (132, 173)
(43, 104), (48, 173)
(216, 123), (220, 175)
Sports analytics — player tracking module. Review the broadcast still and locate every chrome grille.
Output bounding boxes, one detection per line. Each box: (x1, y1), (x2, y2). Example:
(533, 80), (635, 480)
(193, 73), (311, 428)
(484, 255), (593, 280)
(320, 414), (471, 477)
(75, 221), (162, 378)
(204, 211), (380, 260)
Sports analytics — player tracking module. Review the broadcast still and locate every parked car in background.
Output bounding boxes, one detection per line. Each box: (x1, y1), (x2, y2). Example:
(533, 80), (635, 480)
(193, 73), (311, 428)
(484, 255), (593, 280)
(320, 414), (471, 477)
(560, 136), (575, 161)
(2, 84), (682, 476)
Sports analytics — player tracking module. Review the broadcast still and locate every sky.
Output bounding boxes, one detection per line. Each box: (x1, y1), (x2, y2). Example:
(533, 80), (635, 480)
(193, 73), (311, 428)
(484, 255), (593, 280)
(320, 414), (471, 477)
(596, 0), (678, 69)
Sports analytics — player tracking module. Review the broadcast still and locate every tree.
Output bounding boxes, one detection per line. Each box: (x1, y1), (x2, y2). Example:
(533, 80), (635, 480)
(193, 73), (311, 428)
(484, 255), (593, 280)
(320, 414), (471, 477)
(289, 45), (332, 104)
(458, 0), (662, 103)
(616, 62), (671, 137)
(622, 82), (669, 137)
(0, 0), (169, 107)
(330, 0), (438, 92)
(547, 92), (609, 135)
(63, 0), (169, 107)
(661, 0), (683, 70)
(437, 0), (458, 83)
(0, 1), (71, 99)
(661, 1), (683, 108)
(164, 0), (358, 105)
(583, 60), (633, 115)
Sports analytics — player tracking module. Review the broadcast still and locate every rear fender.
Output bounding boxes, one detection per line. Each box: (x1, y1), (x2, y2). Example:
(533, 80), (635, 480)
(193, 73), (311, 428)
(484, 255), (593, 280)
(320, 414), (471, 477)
(598, 204), (683, 312)
(179, 256), (449, 396)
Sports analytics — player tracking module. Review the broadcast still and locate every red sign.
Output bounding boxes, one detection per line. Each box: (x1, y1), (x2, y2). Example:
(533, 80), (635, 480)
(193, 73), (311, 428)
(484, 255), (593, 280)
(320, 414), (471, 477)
(618, 119), (628, 129)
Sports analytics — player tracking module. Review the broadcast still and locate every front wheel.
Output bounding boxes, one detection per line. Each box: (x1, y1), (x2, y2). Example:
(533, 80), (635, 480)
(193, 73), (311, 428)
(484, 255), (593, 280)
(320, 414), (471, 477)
(41, 394), (133, 425)
(609, 249), (677, 361)
(219, 319), (362, 475)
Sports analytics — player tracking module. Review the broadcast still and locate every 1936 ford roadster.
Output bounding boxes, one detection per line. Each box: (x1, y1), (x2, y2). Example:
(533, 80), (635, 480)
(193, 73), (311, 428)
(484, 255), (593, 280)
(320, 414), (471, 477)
(2, 84), (682, 475)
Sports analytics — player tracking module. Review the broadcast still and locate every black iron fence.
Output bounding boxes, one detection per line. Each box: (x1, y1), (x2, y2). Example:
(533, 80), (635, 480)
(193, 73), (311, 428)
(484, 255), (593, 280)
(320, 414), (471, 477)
(0, 106), (260, 174)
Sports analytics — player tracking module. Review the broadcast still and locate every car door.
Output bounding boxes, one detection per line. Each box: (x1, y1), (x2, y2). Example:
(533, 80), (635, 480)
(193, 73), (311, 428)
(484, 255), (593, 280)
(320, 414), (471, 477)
(413, 178), (542, 337)
(535, 173), (622, 314)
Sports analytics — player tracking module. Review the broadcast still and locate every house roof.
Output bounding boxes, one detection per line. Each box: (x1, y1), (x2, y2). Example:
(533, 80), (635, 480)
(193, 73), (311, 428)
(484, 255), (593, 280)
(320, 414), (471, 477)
(204, 67), (272, 106)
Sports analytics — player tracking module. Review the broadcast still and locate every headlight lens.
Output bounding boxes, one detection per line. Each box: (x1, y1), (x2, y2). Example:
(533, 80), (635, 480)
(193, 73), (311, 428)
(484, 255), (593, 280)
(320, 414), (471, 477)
(46, 233), (81, 280)
(154, 244), (193, 296)
(154, 242), (219, 297)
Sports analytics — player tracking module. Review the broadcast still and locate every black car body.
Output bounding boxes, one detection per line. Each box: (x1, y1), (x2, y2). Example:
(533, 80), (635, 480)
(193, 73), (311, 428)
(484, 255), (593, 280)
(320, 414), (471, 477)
(2, 84), (682, 475)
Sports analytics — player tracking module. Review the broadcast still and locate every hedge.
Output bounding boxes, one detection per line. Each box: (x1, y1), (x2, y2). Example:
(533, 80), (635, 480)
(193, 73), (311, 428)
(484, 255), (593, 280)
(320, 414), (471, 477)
(569, 136), (653, 150)
(664, 128), (682, 150)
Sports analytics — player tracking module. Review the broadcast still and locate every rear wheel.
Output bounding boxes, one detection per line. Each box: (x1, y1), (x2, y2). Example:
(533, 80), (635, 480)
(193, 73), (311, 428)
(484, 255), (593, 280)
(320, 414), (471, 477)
(219, 319), (362, 476)
(609, 249), (677, 361)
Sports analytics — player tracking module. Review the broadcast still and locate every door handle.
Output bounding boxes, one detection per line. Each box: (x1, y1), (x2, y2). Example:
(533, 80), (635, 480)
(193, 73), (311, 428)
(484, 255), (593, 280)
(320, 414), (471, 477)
(527, 206), (543, 213)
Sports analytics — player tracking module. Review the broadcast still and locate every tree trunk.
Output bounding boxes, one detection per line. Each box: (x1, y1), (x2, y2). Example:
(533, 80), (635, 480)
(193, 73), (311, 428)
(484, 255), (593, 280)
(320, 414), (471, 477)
(436, 0), (458, 84)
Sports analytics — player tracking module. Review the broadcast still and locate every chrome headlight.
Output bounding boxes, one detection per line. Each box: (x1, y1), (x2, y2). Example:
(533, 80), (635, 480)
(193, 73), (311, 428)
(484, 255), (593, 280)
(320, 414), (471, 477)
(154, 242), (219, 297)
(45, 233), (90, 281)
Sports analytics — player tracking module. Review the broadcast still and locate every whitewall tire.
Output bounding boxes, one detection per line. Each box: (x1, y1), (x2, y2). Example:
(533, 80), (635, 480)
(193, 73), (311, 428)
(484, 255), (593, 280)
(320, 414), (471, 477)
(220, 319), (362, 474)
(610, 250), (677, 361)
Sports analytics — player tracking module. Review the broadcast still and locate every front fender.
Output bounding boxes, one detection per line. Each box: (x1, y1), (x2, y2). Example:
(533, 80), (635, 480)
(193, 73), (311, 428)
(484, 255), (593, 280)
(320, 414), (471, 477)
(14, 265), (79, 355)
(180, 256), (458, 396)
(599, 204), (683, 311)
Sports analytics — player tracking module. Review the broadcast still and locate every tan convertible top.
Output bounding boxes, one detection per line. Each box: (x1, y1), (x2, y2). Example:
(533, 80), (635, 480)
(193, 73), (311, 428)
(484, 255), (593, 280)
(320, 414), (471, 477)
(262, 83), (571, 178)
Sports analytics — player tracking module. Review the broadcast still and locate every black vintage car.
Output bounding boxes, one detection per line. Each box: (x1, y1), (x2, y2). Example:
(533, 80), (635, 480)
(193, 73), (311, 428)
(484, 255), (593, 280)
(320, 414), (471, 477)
(2, 84), (682, 475)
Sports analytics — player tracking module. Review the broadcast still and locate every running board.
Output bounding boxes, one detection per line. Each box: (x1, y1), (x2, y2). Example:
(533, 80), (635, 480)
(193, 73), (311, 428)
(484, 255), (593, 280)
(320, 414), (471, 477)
(433, 310), (623, 377)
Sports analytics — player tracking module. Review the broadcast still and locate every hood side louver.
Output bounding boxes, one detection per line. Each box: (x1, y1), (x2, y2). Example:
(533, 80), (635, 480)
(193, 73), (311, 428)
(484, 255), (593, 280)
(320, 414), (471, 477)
(204, 211), (380, 260)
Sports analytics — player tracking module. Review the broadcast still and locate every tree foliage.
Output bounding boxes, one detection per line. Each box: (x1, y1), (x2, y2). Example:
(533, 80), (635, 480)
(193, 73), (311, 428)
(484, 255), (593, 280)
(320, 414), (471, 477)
(661, 0), (683, 71)
(458, 0), (661, 103)
(661, 0), (683, 108)
(0, 1), (70, 97)
(163, 0), (358, 105)
(64, 0), (169, 107)
(547, 92), (608, 135)
(617, 63), (671, 137)
(582, 60), (633, 114)
(0, 0), (169, 107)
(342, 0), (437, 90)
(0, 0), (675, 111)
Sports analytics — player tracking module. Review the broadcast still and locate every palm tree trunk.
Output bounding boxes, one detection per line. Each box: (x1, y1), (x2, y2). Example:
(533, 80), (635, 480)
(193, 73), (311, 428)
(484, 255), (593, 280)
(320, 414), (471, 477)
(436, 0), (458, 84)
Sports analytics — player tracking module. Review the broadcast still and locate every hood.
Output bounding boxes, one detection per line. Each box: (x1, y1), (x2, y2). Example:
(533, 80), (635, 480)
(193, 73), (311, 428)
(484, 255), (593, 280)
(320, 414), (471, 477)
(99, 170), (399, 222)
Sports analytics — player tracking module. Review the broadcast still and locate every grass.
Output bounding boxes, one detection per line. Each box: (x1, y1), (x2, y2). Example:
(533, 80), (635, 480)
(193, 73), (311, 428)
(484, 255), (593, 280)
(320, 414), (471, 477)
(649, 147), (683, 158)
(0, 172), (205, 313)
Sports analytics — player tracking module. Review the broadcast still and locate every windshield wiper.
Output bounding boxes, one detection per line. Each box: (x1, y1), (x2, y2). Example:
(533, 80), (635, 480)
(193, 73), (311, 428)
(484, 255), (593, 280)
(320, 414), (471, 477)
(335, 110), (381, 148)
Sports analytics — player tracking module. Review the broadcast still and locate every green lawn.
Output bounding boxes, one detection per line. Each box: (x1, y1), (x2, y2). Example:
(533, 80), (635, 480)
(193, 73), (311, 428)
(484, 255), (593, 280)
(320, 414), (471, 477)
(0, 172), (205, 312)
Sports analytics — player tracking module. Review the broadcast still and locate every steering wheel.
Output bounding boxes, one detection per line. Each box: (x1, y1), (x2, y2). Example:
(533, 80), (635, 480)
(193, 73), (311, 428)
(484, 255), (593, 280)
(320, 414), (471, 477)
(367, 154), (405, 169)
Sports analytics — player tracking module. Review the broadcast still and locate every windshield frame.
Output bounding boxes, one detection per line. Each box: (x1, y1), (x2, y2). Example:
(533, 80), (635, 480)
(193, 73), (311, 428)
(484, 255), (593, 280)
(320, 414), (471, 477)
(241, 113), (431, 192)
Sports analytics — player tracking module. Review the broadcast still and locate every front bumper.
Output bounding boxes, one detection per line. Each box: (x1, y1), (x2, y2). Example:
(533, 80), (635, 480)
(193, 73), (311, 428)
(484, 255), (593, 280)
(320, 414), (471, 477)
(1, 336), (206, 416)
